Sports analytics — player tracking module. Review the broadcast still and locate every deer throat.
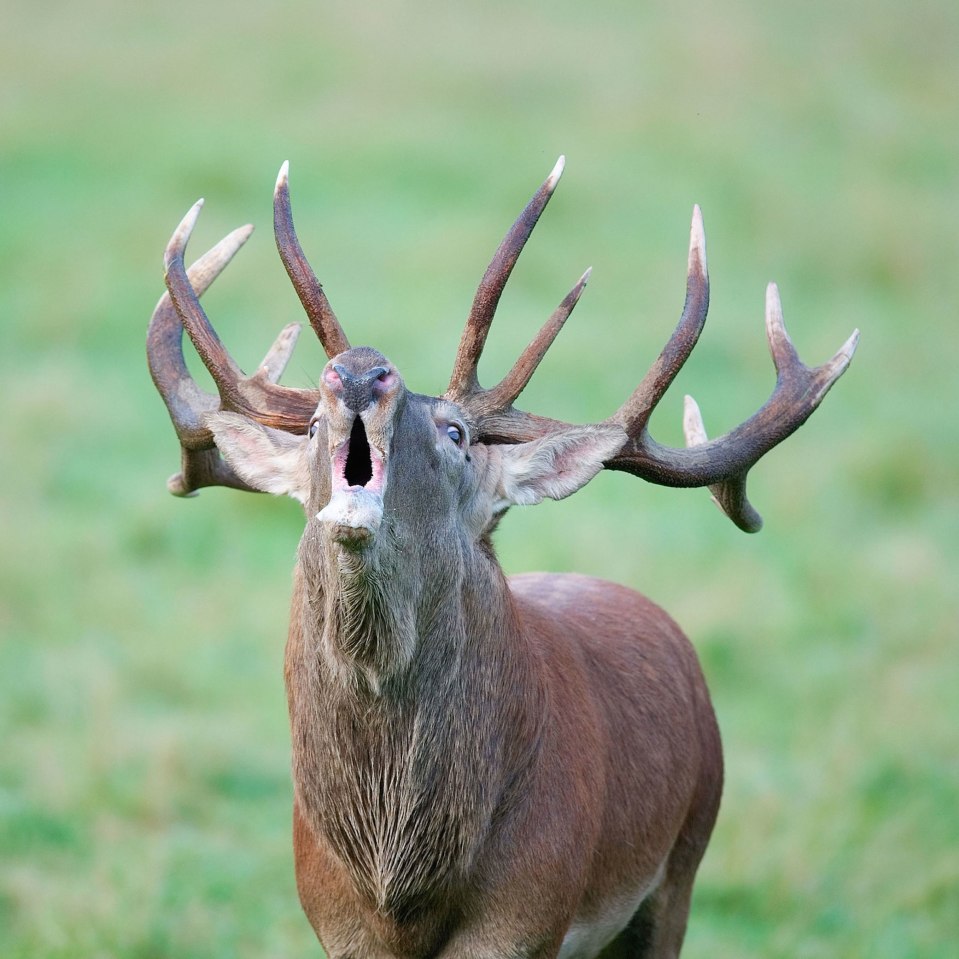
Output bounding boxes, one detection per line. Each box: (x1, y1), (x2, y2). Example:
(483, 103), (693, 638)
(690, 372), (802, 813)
(324, 556), (415, 689)
(289, 564), (542, 922)
(291, 672), (495, 921)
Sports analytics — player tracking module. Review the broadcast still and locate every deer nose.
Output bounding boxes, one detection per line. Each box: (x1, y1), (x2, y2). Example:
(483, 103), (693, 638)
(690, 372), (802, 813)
(325, 363), (392, 413)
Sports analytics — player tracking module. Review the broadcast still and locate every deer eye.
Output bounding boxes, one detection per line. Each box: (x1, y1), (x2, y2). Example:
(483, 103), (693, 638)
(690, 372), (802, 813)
(446, 424), (463, 446)
(309, 420), (320, 439)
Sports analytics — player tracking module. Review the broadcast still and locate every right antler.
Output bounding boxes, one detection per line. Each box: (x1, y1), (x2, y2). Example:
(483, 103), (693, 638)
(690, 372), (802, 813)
(445, 159), (859, 531)
(147, 164), (341, 495)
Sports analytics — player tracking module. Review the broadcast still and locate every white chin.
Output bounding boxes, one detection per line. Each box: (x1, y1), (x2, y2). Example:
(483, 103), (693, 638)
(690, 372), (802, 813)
(316, 489), (383, 543)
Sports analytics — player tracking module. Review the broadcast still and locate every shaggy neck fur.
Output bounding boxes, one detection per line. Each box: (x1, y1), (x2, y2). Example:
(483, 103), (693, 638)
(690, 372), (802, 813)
(286, 522), (543, 920)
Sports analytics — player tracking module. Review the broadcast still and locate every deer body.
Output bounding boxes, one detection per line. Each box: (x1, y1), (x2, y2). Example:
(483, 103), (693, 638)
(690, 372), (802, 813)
(285, 560), (721, 958)
(148, 157), (856, 957)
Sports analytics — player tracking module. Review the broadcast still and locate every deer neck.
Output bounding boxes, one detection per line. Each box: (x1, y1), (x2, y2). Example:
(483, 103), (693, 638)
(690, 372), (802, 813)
(295, 520), (468, 689)
(286, 525), (543, 916)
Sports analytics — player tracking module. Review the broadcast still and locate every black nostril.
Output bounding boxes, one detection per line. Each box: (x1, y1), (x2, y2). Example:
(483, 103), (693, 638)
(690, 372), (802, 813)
(331, 365), (389, 413)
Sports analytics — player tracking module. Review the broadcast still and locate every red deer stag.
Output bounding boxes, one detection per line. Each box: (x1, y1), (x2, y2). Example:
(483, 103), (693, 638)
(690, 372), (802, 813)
(148, 158), (857, 958)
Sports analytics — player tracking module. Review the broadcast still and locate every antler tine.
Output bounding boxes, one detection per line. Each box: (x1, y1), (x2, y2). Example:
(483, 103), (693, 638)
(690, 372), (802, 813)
(615, 205), (709, 437)
(150, 223), (268, 496)
(485, 267), (592, 411)
(164, 200), (248, 409)
(151, 198), (322, 496)
(257, 322), (303, 384)
(447, 156), (566, 400)
(274, 161), (351, 359)
(149, 223), (253, 450)
(682, 395), (763, 532)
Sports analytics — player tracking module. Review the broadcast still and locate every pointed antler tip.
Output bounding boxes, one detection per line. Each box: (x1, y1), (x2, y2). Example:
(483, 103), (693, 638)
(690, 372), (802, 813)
(165, 199), (206, 267)
(580, 265), (593, 285)
(187, 197), (205, 221)
(842, 328), (861, 358)
(221, 224), (255, 251)
(822, 327), (860, 381)
(275, 160), (290, 193)
(763, 281), (799, 370)
(765, 281), (784, 319)
(167, 472), (198, 497)
(682, 394), (708, 447)
(688, 205), (707, 276)
(547, 155), (566, 189)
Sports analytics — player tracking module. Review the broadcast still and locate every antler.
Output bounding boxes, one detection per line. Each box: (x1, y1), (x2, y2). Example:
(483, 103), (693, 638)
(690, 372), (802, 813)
(447, 159), (859, 531)
(273, 161), (351, 357)
(147, 164), (331, 496)
(444, 156), (597, 440)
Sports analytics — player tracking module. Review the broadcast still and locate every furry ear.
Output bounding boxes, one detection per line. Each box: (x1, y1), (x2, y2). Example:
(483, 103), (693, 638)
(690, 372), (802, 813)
(205, 412), (311, 504)
(496, 424), (627, 508)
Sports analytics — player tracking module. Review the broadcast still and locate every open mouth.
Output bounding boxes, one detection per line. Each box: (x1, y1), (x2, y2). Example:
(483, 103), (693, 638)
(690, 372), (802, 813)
(344, 417), (374, 488)
(329, 415), (386, 496)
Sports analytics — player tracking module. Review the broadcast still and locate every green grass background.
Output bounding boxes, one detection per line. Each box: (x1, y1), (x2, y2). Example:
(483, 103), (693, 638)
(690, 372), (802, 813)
(1, 1), (956, 956)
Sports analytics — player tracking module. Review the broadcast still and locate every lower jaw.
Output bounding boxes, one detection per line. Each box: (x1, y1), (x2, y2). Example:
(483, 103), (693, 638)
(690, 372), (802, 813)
(316, 488), (384, 548)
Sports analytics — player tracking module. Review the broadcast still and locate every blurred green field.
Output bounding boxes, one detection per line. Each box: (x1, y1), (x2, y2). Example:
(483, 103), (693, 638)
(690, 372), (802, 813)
(1, 1), (957, 956)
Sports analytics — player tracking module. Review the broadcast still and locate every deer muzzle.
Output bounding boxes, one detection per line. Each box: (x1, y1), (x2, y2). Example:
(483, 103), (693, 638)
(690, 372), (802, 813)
(317, 414), (387, 545)
(315, 348), (400, 546)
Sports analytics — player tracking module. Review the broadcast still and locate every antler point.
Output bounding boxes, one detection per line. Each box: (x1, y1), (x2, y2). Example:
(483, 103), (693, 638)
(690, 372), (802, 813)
(165, 200), (205, 269)
(765, 281), (784, 321)
(821, 327), (861, 381)
(842, 328), (861, 359)
(683, 394), (708, 447)
(547, 155), (566, 190)
(275, 161), (290, 194)
(688, 205), (707, 277)
(232, 223), (255, 244)
(167, 473), (199, 497)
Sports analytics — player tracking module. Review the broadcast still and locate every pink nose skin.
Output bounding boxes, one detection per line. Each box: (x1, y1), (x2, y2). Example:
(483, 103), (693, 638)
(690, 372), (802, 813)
(372, 369), (398, 395)
(323, 363), (396, 413)
(323, 366), (343, 393)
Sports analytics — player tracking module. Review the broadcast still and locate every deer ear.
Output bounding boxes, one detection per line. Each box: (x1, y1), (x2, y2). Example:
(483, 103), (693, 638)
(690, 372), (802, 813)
(205, 412), (311, 504)
(496, 424), (627, 507)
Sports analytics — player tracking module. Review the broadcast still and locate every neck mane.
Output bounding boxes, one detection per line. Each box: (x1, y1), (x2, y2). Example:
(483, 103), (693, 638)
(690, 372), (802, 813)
(285, 525), (543, 918)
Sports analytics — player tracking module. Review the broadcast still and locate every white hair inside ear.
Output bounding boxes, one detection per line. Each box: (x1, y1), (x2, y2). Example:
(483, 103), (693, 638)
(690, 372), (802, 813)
(495, 424), (628, 510)
(205, 412), (311, 505)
